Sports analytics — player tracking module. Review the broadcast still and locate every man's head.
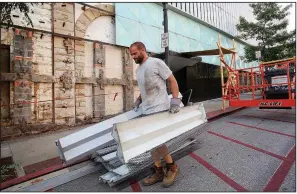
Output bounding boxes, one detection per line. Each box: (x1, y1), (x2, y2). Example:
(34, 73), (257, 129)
(129, 42), (148, 64)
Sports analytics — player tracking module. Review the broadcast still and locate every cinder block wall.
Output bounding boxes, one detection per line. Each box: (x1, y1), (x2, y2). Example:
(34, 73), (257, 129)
(0, 3), (140, 139)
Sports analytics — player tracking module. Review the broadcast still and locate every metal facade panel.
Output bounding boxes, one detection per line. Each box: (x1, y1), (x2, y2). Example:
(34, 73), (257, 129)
(115, 3), (257, 68)
(115, 3), (163, 53)
(58, 110), (142, 152)
(113, 104), (207, 163)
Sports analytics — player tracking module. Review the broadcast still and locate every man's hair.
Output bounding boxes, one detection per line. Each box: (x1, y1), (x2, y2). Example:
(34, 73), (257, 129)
(130, 42), (146, 51)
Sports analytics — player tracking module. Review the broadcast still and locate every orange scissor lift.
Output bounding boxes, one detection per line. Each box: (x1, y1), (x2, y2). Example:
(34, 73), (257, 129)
(216, 36), (296, 110)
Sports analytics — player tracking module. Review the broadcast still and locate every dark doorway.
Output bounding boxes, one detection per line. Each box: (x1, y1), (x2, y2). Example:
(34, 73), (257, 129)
(152, 51), (227, 103)
(174, 62), (227, 103)
(0, 44), (11, 125)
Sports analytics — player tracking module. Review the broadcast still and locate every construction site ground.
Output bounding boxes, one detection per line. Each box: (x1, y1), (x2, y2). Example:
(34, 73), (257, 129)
(53, 106), (296, 192)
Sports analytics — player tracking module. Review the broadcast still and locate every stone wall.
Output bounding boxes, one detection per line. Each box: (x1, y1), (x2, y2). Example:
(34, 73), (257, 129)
(0, 3), (139, 139)
(12, 30), (33, 125)
(10, 3), (52, 31)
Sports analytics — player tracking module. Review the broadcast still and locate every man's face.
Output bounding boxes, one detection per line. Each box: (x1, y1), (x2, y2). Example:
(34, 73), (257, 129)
(129, 46), (144, 64)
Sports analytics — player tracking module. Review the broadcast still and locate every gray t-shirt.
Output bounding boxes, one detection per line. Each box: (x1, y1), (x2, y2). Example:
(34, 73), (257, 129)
(136, 57), (172, 115)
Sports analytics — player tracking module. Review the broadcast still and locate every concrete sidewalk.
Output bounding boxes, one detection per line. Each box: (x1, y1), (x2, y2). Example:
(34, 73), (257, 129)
(1, 96), (242, 184)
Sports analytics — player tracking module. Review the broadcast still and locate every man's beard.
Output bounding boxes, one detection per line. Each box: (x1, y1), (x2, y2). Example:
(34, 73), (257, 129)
(135, 55), (144, 64)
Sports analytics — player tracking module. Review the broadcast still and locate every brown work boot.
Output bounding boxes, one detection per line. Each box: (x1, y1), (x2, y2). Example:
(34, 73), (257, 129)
(143, 166), (164, 186)
(162, 162), (180, 187)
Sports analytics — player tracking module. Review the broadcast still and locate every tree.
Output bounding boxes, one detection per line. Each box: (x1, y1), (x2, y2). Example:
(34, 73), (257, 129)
(236, 3), (296, 62)
(0, 3), (39, 28)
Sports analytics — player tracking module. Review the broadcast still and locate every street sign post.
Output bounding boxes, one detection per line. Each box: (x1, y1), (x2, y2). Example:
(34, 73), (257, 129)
(255, 51), (261, 62)
(161, 33), (169, 48)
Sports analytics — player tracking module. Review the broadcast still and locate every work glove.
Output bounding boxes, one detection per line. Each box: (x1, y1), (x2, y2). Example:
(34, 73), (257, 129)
(169, 98), (181, 114)
(133, 99), (141, 112)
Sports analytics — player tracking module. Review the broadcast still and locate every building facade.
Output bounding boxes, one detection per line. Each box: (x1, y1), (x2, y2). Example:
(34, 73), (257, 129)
(0, 3), (141, 140)
(168, 3), (254, 38)
(0, 2), (256, 139)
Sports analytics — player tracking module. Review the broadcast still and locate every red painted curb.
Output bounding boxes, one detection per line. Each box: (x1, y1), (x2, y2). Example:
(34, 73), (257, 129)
(24, 157), (62, 175)
(0, 157), (89, 190)
(207, 107), (245, 121)
(189, 152), (248, 192)
(0, 164), (64, 190)
(263, 145), (296, 192)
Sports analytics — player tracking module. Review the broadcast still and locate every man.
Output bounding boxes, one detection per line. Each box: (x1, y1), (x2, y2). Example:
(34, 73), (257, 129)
(129, 42), (181, 187)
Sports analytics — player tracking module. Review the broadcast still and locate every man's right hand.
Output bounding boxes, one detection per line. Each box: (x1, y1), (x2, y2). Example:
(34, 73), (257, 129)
(133, 99), (141, 112)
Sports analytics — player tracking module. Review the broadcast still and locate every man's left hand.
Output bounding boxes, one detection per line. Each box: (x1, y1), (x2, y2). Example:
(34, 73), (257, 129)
(169, 98), (181, 114)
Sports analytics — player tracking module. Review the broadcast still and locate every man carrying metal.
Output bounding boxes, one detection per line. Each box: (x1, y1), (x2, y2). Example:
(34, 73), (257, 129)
(129, 42), (181, 187)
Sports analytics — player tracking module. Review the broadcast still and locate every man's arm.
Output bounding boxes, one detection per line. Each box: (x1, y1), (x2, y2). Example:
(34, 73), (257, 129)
(137, 95), (142, 102)
(133, 95), (142, 111)
(167, 74), (181, 113)
(167, 74), (179, 98)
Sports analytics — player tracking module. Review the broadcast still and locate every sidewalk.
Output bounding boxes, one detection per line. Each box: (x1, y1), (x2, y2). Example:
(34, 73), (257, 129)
(1, 96), (243, 187)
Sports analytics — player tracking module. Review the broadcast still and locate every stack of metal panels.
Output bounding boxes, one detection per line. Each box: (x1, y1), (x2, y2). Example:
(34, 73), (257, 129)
(56, 94), (208, 187)
(56, 93), (183, 164)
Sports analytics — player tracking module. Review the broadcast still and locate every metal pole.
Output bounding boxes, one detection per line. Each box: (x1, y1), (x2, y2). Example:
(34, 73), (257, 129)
(163, 2), (169, 67)
(163, 3), (170, 92)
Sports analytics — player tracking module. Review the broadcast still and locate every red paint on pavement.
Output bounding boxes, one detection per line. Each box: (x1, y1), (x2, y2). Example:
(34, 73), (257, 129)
(208, 131), (286, 161)
(129, 180), (142, 192)
(24, 157), (62, 174)
(189, 152), (248, 192)
(241, 115), (295, 124)
(206, 107), (245, 120)
(263, 145), (296, 192)
(259, 109), (296, 116)
(228, 121), (295, 138)
(0, 164), (64, 190)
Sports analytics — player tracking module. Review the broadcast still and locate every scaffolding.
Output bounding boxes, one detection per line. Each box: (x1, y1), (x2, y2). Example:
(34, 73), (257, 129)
(181, 35), (296, 110)
(216, 35), (296, 109)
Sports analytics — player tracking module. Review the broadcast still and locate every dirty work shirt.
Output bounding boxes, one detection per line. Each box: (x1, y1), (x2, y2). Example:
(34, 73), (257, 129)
(136, 57), (172, 115)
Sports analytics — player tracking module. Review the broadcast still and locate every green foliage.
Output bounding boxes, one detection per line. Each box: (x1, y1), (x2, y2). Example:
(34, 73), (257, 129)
(0, 163), (19, 182)
(214, 67), (228, 78)
(236, 3), (296, 62)
(0, 3), (39, 27)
